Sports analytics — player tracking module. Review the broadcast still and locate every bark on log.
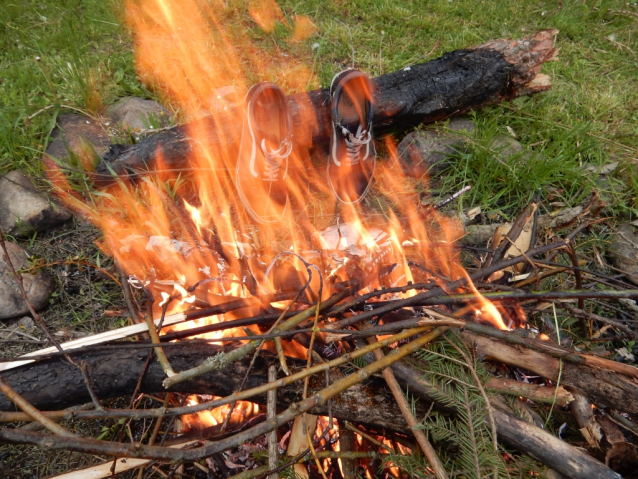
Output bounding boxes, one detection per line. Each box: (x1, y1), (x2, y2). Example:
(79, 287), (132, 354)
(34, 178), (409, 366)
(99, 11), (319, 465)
(0, 341), (425, 434)
(91, 30), (556, 186)
(465, 332), (638, 415)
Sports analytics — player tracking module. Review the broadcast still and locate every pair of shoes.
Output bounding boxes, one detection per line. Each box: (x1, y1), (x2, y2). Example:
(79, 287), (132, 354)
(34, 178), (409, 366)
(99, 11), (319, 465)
(235, 70), (375, 224)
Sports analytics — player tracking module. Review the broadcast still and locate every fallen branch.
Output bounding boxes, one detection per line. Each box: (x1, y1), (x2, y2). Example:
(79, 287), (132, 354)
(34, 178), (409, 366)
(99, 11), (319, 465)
(0, 378), (73, 437)
(485, 377), (574, 406)
(390, 360), (621, 479)
(366, 334), (448, 479)
(90, 30), (556, 185)
(464, 331), (638, 415)
(0, 326), (435, 421)
(0, 292), (296, 372)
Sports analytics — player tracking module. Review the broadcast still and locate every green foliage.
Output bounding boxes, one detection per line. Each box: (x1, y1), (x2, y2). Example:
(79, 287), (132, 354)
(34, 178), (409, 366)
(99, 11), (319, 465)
(387, 334), (509, 478)
(437, 116), (600, 216)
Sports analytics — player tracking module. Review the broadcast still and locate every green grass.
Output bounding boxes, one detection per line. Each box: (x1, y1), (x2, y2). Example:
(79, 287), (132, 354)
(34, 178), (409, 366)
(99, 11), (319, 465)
(0, 0), (143, 177)
(276, 0), (638, 217)
(1, 2), (637, 475)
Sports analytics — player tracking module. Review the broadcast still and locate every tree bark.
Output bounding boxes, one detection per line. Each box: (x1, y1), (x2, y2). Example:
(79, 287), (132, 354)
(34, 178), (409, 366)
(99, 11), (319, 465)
(464, 332), (638, 415)
(0, 341), (424, 434)
(91, 30), (556, 186)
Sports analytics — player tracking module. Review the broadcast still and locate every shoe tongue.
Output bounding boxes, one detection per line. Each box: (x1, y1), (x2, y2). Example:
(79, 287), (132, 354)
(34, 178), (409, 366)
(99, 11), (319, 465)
(337, 78), (369, 132)
(341, 119), (362, 136)
(254, 95), (284, 148)
(261, 136), (281, 153)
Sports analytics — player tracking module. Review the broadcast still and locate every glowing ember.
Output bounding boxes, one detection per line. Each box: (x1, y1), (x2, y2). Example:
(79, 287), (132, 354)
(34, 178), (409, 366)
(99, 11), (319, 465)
(181, 395), (259, 430)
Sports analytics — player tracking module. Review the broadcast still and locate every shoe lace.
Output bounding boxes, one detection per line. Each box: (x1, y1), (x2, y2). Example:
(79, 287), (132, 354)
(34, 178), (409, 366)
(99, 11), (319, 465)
(261, 136), (292, 181)
(340, 123), (371, 166)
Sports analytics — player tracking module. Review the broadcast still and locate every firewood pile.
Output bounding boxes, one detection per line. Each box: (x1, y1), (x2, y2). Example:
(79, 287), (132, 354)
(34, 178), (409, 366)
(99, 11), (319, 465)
(1, 22), (638, 479)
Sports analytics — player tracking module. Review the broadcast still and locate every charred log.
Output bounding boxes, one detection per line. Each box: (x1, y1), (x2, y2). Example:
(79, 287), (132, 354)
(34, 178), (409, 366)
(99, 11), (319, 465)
(91, 30), (556, 186)
(0, 341), (428, 434)
(465, 332), (638, 415)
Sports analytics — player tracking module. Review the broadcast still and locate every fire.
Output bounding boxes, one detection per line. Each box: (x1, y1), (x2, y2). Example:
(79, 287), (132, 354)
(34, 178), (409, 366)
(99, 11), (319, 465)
(466, 276), (508, 330)
(44, 0), (524, 444)
(43, 0), (521, 328)
(181, 395), (259, 430)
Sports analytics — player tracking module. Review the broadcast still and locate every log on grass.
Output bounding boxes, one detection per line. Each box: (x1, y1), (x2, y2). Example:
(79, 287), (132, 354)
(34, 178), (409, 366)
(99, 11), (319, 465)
(92, 30), (556, 185)
(0, 341), (426, 434)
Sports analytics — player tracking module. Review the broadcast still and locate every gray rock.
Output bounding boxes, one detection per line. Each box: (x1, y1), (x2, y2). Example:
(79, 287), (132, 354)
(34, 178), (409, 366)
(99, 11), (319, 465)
(446, 117), (476, 133)
(44, 114), (111, 161)
(0, 316), (35, 339)
(490, 135), (524, 158)
(0, 241), (54, 320)
(609, 223), (638, 285)
(0, 170), (72, 237)
(397, 117), (475, 178)
(105, 97), (172, 131)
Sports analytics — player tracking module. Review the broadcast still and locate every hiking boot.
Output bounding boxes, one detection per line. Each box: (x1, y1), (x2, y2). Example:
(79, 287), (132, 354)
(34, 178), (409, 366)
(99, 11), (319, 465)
(236, 82), (292, 224)
(327, 69), (376, 205)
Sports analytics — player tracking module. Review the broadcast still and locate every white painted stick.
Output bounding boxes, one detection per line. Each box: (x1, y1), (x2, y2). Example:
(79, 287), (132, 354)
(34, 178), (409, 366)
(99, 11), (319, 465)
(0, 312), (187, 373)
(48, 441), (192, 479)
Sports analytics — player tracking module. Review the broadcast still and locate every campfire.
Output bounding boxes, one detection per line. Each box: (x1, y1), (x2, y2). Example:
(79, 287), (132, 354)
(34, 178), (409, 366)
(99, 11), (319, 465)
(47, 0), (515, 437)
(2, 1), (638, 479)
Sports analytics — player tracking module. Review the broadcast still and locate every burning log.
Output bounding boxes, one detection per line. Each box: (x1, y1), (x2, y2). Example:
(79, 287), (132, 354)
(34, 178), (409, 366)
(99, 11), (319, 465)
(91, 30), (556, 185)
(0, 342), (428, 434)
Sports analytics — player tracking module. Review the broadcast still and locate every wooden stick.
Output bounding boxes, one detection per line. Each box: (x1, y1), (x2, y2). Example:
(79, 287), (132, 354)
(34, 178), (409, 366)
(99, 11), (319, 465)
(143, 311), (175, 377)
(0, 293), (296, 373)
(0, 311), (188, 372)
(367, 338), (449, 479)
(485, 377), (574, 406)
(162, 288), (355, 388)
(0, 326), (434, 422)
(267, 365), (278, 479)
(0, 328), (447, 462)
(0, 377), (73, 437)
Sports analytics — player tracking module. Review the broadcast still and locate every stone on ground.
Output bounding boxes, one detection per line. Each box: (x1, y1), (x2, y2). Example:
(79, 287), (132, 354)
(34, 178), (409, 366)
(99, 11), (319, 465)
(0, 241), (54, 320)
(608, 223), (638, 286)
(0, 170), (72, 237)
(397, 117), (475, 178)
(490, 135), (524, 158)
(105, 97), (172, 131)
(44, 114), (111, 163)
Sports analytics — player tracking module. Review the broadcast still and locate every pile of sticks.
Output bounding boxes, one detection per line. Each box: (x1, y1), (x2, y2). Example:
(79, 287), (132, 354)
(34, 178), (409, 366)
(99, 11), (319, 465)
(1, 212), (638, 479)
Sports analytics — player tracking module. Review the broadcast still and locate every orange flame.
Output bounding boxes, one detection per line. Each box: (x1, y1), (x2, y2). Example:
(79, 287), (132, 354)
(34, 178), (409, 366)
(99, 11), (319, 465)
(181, 395), (259, 430)
(45, 0), (523, 429)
